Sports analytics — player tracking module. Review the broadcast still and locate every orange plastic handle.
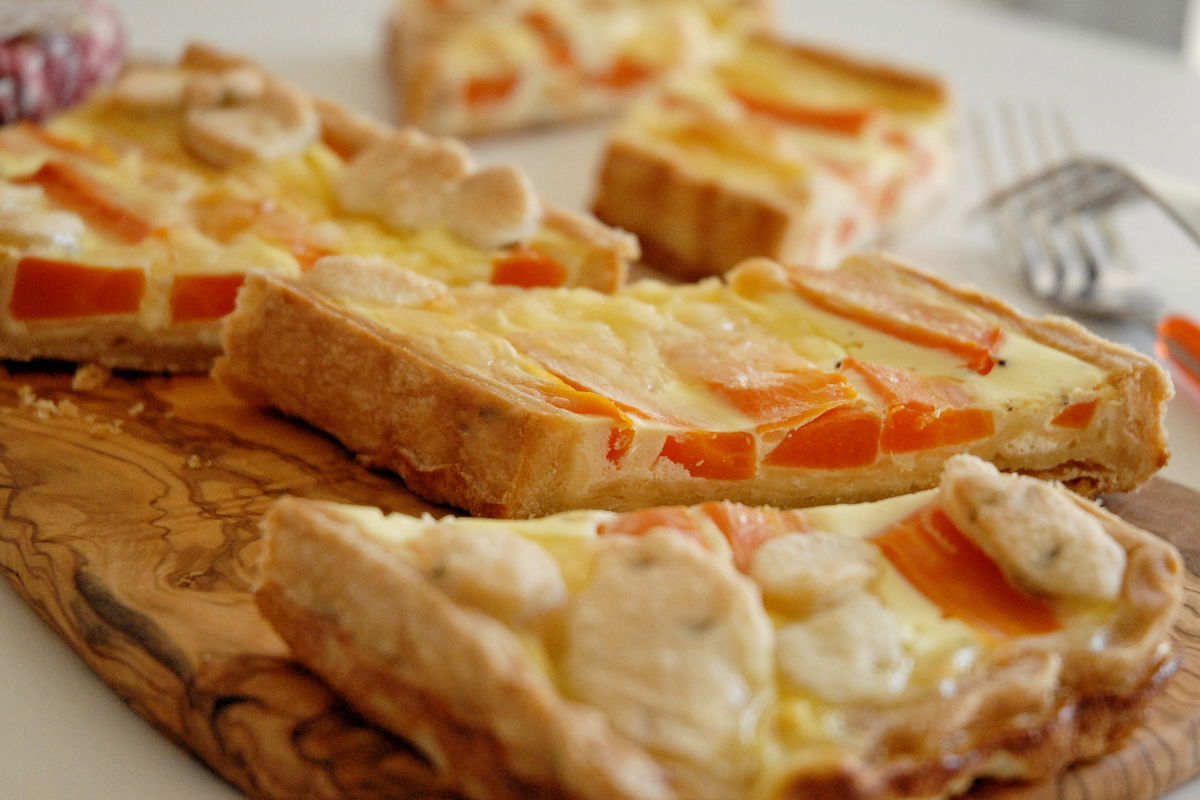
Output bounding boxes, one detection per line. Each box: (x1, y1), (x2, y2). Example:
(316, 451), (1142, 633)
(1157, 314), (1200, 393)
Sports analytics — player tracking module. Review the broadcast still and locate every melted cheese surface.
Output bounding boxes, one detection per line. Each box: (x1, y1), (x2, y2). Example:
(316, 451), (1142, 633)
(341, 263), (1110, 464)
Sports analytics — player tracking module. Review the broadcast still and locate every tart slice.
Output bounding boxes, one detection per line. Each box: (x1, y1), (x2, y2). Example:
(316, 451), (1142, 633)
(592, 34), (953, 279)
(0, 43), (636, 372)
(214, 251), (1170, 518)
(389, 0), (772, 137)
(255, 454), (1183, 800)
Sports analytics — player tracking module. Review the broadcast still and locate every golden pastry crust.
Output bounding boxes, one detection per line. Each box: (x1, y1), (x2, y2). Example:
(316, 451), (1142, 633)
(0, 42), (634, 372)
(215, 270), (612, 517)
(214, 251), (1170, 519)
(253, 459), (1183, 800)
(591, 34), (953, 278)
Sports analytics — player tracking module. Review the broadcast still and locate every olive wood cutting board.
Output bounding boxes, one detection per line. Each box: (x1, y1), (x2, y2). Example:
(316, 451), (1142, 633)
(1, 365), (1198, 800)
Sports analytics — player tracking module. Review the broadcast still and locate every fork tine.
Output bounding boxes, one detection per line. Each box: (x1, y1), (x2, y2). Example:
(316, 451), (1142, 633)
(1051, 109), (1129, 262)
(973, 102), (1146, 315)
(1030, 104), (1103, 301)
(980, 160), (1139, 219)
(973, 102), (1073, 298)
(970, 108), (1042, 293)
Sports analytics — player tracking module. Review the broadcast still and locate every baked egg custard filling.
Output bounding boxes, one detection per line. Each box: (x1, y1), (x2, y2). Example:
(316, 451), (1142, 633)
(336, 254), (1111, 484)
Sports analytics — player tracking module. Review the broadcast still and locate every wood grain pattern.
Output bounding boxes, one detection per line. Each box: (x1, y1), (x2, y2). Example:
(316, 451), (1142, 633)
(0, 365), (1197, 800)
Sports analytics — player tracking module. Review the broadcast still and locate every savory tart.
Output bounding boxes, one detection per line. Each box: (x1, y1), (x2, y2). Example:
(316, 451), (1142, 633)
(255, 454), (1183, 800)
(592, 34), (953, 278)
(388, 0), (773, 136)
(214, 251), (1171, 518)
(0, 43), (636, 372)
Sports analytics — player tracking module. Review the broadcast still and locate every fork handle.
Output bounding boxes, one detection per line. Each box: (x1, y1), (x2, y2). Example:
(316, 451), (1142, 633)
(1157, 314), (1200, 393)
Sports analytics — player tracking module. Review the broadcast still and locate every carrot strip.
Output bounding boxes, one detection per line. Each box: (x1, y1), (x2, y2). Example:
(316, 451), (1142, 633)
(729, 88), (878, 136)
(706, 369), (857, 429)
(15, 160), (154, 244)
(492, 245), (570, 288)
(658, 431), (756, 480)
(10, 257), (145, 320)
(464, 72), (519, 106)
(524, 10), (574, 67)
(593, 56), (653, 90)
(789, 266), (1004, 375)
(599, 506), (699, 538)
(843, 358), (974, 408)
(763, 405), (882, 469)
(880, 403), (994, 453)
(600, 502), (807, 571)
(1051, 398), (1098, 429)
(699, 502), (808, 572)
(169, 274), (246, 323)
(873, 505), (1060, 639)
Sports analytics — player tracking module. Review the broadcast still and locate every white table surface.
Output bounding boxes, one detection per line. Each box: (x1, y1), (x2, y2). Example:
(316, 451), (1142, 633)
(3, 0), (1199, 798)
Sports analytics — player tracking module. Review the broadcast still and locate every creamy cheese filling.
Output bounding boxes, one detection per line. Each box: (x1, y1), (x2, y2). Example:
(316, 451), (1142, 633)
(346, 269), (1109, 450)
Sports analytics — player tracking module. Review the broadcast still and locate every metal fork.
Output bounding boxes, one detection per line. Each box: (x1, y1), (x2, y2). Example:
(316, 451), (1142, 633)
(971, 103), (1200, 390)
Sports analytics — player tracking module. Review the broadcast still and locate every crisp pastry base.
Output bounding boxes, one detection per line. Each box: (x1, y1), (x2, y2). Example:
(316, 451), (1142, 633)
(254, 492), (1182, 800)
(0, 318), (218, 373)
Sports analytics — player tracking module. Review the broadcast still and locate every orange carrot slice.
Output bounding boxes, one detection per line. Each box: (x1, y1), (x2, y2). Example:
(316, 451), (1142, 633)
(524, 10), (574, 67)
(594, 55), (653, 90)
(464, 72), (519, 106)
(698, 501), (809, 572)
(23, 123), (115, 162)
(843, 358), (974, 408)
(169, 274), (246, 323)
(843, 359), (994, 452)
(873, 504), (1060, 639)
(789, 266), (1005, 375)
(600, 502), (807, 571)
(658, 430), (756, 480)
(10, 257), (145, 320)
(538, 382), (627, 421)
(192, 195), (331, 269)
(1051, 398), (1098, 429)
(534, 380), (633, 463)
(599, 506), (699, 538)
(729, 88), (878, 136)
(880, 403), (994, 453)
(15, 160), (154, 244)
(763, 405), (882, 469)
(492, 245), (570, 288)
(707, 368), (857, 429)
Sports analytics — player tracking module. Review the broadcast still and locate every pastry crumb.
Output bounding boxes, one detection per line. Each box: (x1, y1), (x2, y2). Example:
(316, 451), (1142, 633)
(17, 384), (81, 420)
(186, 454), (209, 468)
(127, 401), (145, 417)
(72, 363), (112, 391)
